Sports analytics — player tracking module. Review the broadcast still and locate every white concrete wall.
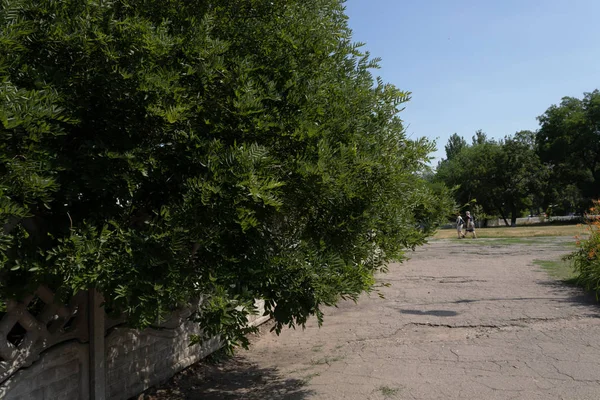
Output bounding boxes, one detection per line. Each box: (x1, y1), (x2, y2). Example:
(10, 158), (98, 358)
(105, 322), (220, 400)
(0, 342), (89, 400)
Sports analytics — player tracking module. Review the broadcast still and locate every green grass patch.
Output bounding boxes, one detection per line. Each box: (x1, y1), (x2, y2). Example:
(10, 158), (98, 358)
(534, 259), (577, 282)
(434, 224), (586, 239)
(378, 385), (401, 398)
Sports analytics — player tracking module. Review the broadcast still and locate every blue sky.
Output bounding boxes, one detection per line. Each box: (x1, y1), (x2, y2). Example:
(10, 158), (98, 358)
(344, 0), (600, 163)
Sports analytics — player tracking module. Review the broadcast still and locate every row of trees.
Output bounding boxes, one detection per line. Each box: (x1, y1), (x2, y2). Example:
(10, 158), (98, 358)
(435, 90), (600, 226)
(0, 0), (451, 350)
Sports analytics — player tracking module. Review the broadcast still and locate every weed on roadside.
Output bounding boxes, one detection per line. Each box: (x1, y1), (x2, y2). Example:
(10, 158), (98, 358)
(301, 372), (321, 384)
(378, 385), (400, 398)
(310, 355), (345, 365)
(288, 366), (314, 375)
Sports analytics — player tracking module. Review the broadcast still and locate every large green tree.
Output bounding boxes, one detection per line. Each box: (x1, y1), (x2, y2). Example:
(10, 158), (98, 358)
(436, 136), (501, 221)
(536, 90), (600, 213)
(496, 131), (547, 225)
(0, 0), (450, 348)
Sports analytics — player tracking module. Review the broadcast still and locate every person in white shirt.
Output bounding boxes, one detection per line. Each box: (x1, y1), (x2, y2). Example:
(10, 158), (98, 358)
(456, 213), (465, 239)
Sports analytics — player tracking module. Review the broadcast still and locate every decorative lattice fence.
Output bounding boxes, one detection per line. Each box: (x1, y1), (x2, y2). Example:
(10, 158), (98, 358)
(0, 288), (268, 400)
(0, 287), (88, 386)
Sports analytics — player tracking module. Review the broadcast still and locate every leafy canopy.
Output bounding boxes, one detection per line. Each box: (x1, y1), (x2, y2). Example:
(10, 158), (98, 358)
(536, 90), (600, 212)
(0, 0), (450, 348)
(444, 133), (467, 161)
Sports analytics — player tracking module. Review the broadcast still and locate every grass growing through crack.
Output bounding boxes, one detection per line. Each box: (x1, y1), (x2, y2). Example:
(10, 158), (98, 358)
(289, 366), (313, 375)
(378, 385), (400, 398)
(311, 344), (323, 352)
(310, 355), (345, 365)
(301, 372), (321, 384)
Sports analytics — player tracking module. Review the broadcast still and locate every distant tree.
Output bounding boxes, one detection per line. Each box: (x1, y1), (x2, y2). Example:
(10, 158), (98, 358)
(444, 133), (468, 160)
(436, 140), (499, 219)
(436, 131), (496, 218)
(453, 141), (504, 222)
(436, 131), (546, 226)
(496, 131), (548, 226)
(472, 129), (488, 145)
(536, 90), (600, 213)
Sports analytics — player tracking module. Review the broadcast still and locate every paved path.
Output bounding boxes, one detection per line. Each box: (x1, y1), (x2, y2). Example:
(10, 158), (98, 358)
(148, 237), (600, 400)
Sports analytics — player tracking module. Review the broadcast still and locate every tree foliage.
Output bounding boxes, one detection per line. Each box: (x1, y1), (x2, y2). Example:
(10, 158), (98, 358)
(436, 137), (500, 217)
(436, 90), (600, 221)
(0, 0), (450, 349)
(471, 129), (488, 146)
(444, 133), (467, 161)
(536, 90), (600, 213)
(436, 130), (546, 226)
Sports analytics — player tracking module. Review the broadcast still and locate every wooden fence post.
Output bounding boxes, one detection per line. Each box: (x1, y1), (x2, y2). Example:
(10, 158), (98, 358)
(89, 289), (106, 400)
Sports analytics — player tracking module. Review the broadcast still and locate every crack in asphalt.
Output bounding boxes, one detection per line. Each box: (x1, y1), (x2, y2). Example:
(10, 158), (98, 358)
(402, 315), (600, 332)
(344, 316), (596, 345)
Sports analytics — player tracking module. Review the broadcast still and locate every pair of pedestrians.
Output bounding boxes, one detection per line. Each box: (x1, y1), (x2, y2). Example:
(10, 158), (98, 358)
(456, 211), (476, 238)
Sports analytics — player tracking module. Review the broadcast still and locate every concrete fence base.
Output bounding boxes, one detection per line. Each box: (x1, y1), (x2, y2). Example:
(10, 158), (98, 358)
(0, 289), (269, 400)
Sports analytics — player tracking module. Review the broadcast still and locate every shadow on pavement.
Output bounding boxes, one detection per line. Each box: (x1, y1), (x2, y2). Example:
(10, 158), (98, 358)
(452, 295), (596, 305)
(138, 356), (314, 400)
(399, 309), (459, 317)
(536, 279), (600, 309)
(411, 291), (600, 315)
(443, 280), (600, 318)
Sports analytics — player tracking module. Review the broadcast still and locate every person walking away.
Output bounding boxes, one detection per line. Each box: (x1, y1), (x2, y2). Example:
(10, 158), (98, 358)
(465, 211), (477, 238)
(456, 213), (465, 238)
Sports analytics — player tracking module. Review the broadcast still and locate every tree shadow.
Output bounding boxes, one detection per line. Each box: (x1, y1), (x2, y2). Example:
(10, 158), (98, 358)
(138, 356), (314, 400)
(535, 279), (600, 310)
(446, 280), (600, 318)
(399, 309), (459, 317)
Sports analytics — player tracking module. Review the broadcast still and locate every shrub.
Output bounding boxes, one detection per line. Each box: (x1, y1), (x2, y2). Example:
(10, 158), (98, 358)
(0, 0), (452, 350)
(568, 201), (600, 297)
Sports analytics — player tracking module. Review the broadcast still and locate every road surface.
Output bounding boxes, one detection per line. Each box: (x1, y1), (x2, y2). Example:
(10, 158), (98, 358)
(145, 237), (600, 400)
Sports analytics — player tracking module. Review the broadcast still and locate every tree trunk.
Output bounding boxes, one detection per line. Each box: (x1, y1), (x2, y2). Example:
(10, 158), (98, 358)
(510, 204), (518, 227)
(498, 207), (510, 227)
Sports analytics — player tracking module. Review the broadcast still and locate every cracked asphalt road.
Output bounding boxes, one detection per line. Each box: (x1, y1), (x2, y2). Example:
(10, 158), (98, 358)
(147, 237), (600, 400)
